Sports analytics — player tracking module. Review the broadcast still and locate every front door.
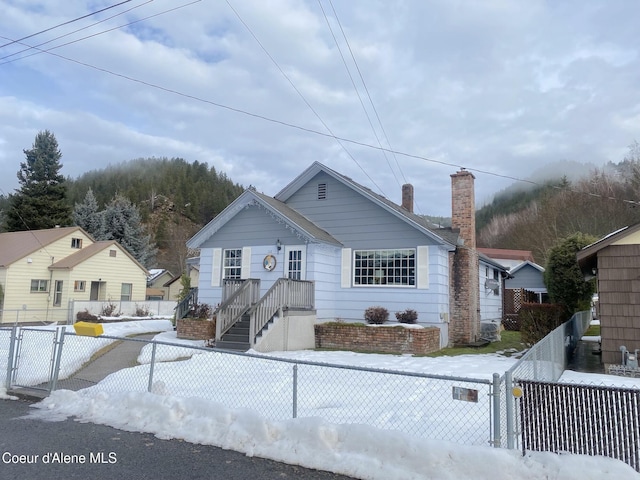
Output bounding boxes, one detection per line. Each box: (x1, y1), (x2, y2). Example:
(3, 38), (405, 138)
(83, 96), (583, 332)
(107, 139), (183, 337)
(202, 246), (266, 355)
(284, 246), (306, 280)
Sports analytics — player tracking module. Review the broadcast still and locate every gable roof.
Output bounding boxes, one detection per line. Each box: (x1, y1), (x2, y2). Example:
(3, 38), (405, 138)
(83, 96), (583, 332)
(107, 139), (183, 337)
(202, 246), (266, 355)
(576, 222), (640, 273)
(0, 226), (89, 267)
(478, 252), (508, 271)
(187, 188), (341, 249)
(509, 260), (545, 275)
(274, 162), (457, 248)
(49, 240), (148, 274)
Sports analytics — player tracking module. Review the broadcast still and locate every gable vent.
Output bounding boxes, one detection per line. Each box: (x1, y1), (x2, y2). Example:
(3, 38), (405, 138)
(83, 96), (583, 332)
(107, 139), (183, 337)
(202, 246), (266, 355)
(318, 183), (327, 200)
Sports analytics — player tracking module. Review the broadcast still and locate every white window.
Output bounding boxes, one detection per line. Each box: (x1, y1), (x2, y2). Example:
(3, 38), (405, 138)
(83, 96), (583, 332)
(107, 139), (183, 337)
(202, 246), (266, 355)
(74, 280), (86, 292)
(71, 238), (82, 249)
(53, 280), (63, 306)
(30, 279), (48, 292)
(353, 249), (416, 286)
(223, 249), (242, 279)
(121, 283), (132, 301)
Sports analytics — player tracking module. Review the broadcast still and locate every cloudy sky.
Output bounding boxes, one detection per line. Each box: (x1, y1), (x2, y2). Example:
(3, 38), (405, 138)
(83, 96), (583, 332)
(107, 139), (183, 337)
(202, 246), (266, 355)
(1, 1), (639, 217)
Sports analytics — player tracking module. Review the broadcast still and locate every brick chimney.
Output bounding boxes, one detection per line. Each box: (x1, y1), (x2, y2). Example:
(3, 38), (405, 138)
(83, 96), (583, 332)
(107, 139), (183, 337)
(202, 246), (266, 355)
(449, 169), (479, 346)
(401, 184), (414, 213)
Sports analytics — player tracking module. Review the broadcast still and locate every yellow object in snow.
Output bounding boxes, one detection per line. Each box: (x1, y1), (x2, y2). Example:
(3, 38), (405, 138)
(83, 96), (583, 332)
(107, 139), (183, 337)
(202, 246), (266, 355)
(73, 321), (104, 337)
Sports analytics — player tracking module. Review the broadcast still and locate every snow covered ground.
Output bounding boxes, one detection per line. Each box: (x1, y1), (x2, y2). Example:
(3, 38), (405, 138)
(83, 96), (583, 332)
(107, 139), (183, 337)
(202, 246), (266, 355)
(2, 321), (639, 479)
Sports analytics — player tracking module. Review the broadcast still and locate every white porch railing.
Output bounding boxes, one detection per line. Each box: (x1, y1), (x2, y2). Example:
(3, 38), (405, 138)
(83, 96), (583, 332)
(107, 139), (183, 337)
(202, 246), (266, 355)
(249, 278), (314, 345)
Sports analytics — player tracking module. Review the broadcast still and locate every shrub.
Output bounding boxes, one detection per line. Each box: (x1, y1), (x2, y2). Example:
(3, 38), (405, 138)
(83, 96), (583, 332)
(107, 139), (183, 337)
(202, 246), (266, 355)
(76, 309), (99, 322)
(101, 301), (121, 317)
(519, 303), (564, 345)
(364, 306), (389, 324)
(192, 303), (212, 320)
(135, 303), (151, 317)
(395, 309), (418, 324)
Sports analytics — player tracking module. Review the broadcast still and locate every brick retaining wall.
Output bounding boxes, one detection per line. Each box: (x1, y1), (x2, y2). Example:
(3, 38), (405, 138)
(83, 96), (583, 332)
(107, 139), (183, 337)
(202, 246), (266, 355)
(177, 318), (216, 340)
(315, 323), (440, 355)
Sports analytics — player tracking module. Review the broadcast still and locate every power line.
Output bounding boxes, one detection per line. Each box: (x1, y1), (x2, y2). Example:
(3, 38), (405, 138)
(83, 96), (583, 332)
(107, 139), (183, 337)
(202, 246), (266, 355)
(224, 0), (387, 198)
(0, 0), (155, 63)
(2, 19), (640, 209)
(0, 1), (200, 66)
(0, 0), (134, 50)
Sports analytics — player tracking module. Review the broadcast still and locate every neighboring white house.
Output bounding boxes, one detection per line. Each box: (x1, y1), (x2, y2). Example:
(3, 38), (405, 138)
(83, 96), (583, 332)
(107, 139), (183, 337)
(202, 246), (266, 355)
(186, 162), (507, 349)
(0, 226), (148, 324)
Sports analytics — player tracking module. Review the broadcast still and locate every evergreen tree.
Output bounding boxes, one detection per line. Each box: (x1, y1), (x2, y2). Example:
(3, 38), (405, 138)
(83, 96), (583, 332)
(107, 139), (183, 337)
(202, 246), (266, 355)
(5, 130), (71, 231)
(544, 233), (597, 319)
(73, 188), (104, 239)
(102, 194), (157, 267)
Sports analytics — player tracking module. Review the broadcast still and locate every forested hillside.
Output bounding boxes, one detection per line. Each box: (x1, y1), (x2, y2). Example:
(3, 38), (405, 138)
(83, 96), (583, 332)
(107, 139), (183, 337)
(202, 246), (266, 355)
(477, 143), (640, 264)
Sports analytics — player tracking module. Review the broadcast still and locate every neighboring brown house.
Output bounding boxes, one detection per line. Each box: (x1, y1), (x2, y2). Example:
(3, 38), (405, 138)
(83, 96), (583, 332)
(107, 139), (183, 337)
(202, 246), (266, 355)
(577, 223), (640, 368)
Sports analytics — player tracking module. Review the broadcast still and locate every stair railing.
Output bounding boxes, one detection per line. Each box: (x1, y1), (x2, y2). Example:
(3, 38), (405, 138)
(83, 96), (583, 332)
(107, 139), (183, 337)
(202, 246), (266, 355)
(174, 288), (198, 320)
(248, 278), (314, 345)
(214, 279), (260, 341)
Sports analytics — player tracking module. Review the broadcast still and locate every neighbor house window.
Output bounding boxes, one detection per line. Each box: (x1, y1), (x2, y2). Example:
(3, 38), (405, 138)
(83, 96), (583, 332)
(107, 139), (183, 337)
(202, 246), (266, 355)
(74, 280), (86, 292)
(223, 249), (242, 279)
(353, 249), (415, 286)
(493, 269), (500, 296)
(71, 238), (82, 249)
(30, 279), (49, 292)
(53, 280), (63, 306)
(121, 283), (132, 301)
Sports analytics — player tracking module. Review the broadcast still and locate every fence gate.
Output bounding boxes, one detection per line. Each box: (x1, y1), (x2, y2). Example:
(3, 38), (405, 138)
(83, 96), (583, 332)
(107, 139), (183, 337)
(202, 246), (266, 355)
(519, 379), (640, 472)
(8, 327), (60, 392)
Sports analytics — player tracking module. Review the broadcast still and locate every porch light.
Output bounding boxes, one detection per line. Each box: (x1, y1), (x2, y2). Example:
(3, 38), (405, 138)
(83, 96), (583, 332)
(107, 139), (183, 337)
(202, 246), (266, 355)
(276, 239), (282, 251)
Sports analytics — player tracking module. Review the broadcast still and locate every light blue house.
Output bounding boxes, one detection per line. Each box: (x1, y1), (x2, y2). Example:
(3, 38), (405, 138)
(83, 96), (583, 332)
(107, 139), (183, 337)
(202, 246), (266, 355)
(186, 162), (506, 351)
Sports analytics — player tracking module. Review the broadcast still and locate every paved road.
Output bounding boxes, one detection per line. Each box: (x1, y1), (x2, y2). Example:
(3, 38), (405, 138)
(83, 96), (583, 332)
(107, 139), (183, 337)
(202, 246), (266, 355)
(0, 398), (357, 480)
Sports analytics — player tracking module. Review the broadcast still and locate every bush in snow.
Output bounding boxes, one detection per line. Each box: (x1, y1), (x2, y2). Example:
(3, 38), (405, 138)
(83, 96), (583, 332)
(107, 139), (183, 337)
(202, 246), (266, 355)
(364, 306), (389, 324)
(395, 309), (418, 324)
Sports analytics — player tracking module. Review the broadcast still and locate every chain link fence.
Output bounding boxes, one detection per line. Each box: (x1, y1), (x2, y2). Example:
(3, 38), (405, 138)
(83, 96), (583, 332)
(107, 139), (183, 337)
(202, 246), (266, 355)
(2, 326), (500, 447)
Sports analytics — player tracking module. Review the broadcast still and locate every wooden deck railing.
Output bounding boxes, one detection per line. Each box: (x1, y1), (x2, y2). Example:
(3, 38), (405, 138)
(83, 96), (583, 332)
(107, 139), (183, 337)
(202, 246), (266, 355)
(174, 288), (198, 320)
(249, 278), (314, 345)
(215, 279), (260, 340)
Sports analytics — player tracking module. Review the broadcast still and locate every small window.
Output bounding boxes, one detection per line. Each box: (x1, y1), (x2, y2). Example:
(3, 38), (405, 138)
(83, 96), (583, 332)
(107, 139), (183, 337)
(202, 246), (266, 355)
(74, 280), (86, 292)
(30, 279), (49, 293)
(71, 238), (82, 249)
(318, 183), (327, 200)
(121, 283), (132, 301)
(493, 270), (500, 296)
(53, 280), (63, 306)
(110, 250), (117, 257)
(223, 249), (242, 279)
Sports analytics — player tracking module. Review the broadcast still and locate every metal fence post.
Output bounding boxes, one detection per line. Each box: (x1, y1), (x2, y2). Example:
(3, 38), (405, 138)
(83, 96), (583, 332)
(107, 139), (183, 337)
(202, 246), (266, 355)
(148, 342), (157, 392)
(505, 370), (516, 449)
(5, 326), (18, 390)
(292, 364), (298, 419)
(492, 373), (501, 448)
(50, 327), (66, 392)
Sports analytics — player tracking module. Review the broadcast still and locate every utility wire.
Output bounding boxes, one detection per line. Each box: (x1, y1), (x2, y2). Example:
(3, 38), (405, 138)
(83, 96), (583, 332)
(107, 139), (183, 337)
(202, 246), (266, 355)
(317, 1), (401, 194)
(225, 0), (387, 198)
(1, 21), (639, 208)
(0, 0), (134, 50)
(0, 0), (155, 62)
(0, 1), (200, 66)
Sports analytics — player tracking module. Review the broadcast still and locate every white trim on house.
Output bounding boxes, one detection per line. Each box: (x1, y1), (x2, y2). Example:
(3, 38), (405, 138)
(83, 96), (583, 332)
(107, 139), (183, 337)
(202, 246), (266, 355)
(211, 248), (222, 287)
(417, 245), (429, 289)
(341, 248), (351, 288)
(241, 247), (251, 279)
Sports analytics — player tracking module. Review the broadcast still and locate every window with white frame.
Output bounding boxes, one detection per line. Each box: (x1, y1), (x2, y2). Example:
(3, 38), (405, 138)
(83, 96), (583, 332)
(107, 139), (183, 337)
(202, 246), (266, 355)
(30, 279), (49, 292)
(74, 280), (86, 292)
(223, 249), (242, 279)
(121, 283), (132, 301)
(71, 238), (82, 249)
(53, 280), (63, 306)
(353, 249), (415, 286)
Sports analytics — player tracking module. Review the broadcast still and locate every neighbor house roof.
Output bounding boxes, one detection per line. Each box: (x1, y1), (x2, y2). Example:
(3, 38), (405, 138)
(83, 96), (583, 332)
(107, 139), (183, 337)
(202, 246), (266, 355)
(576, 222), (640, 274)
(49, 240), (148, 274)
(0, 226), (88, 267)
(509, 260), (545, 275)
(477, 248), (535, 263)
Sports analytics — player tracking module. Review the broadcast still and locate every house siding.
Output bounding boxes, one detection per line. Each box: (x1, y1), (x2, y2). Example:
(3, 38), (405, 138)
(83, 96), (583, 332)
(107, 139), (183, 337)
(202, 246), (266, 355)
(505, 264), (545, 291)
(597, 244), (640, 366)
(479, 263), (502, 321)
(283, 172), (443, 248)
